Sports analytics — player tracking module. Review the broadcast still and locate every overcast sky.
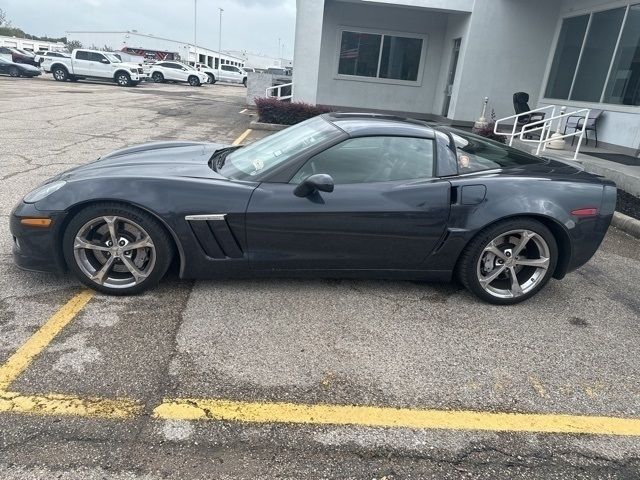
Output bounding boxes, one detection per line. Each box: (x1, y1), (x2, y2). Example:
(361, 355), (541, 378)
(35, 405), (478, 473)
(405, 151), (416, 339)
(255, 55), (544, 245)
(2, 0), (296, 58)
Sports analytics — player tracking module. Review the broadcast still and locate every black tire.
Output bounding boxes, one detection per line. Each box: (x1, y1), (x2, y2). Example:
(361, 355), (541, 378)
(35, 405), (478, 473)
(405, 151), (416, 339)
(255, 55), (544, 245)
(62, 203), (174, 296)
(188, 75), (200, 87)
(242, 77), (247, 87)
(52, 66), (68, 82)
(205, 73), (214, 84)
(152, 72), (164, 83)
(9, 66), (20, 78)
(456, 218), (558, 305)
(115, 71), (131, 87)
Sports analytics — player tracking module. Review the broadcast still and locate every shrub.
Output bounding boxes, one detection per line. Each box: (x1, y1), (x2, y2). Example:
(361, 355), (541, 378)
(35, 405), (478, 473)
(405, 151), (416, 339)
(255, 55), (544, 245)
(472, 123), (506, 144)
(255, 97), (331, 125)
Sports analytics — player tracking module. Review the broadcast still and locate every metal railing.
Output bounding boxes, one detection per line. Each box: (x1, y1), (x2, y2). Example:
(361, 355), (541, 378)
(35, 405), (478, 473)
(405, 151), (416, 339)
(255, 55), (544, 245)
(519, 107), (591, 160)
(494, 105), (556, 147)
(265, 82), (293, 101)
(494, 105), (592, 160)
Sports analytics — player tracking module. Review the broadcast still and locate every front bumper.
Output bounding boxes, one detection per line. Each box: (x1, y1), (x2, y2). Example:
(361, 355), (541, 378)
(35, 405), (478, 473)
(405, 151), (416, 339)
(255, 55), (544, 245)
(10, 202), (67, 274)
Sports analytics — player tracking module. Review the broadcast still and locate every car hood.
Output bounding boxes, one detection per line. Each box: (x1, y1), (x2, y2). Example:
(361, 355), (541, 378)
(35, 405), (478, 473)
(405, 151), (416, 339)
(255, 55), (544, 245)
(58, 141), (229, 181)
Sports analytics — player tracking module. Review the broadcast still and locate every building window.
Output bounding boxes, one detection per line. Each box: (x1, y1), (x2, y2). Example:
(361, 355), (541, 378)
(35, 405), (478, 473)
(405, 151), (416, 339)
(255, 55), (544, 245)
(604, 4), (640, 105)
(545, 4), (640, 106)
(337, 29), (425, 83)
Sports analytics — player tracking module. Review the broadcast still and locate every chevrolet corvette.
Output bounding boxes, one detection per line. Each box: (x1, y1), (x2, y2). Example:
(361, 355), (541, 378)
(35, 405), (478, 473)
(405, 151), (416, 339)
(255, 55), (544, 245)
(10, 113), (616, 304)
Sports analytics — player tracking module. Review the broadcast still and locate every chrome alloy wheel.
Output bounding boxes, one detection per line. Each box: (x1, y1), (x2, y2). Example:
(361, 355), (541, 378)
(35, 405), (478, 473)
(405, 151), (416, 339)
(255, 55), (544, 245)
(476, 229), (551, 299)
(73, 216), (156, 289)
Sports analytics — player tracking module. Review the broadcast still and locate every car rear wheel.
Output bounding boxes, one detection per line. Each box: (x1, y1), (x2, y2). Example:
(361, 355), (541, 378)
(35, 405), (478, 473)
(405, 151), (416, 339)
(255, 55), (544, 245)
(243, 77), (247, 87)
(52, 66), (68, 81)
(63, 203), (174, 296)
(457, 218), (558, 305)
(115, 72), (131, 87)
(152, 72), (164, 83)
(188, 75), (200, 87)
(205, 73), (214, 84)
(9, 66), (21, 77)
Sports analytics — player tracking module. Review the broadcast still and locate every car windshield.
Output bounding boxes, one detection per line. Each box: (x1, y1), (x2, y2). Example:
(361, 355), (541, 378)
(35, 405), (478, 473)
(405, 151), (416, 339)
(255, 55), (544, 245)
(104, 53), (122, 63)
(219, 116), (341, 180)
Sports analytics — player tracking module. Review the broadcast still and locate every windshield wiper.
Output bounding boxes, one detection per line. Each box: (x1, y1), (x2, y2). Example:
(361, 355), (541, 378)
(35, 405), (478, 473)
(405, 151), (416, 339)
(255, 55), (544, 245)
(208, 146), (241, 172)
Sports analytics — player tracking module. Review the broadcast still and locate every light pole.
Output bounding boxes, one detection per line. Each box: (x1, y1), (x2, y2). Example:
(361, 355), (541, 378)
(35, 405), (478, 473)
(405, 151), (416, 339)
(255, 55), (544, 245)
(193, 0), (197, 64)
(218, 7), (224, 57)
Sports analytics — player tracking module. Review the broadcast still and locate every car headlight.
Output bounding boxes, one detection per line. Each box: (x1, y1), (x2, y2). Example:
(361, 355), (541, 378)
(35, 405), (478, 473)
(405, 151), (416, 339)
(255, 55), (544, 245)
(23, 181), (66, 203)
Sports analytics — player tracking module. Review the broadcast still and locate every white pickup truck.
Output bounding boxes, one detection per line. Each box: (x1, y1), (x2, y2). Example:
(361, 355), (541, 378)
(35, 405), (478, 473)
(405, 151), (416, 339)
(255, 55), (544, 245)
(193, 63), (247, 86)
(48, 49), (147, 87)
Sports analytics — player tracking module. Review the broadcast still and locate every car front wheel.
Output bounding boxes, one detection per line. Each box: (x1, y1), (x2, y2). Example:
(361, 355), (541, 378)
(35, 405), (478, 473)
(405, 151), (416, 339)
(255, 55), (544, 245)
(63, 203), (174, 296)
(188, 75), (200, 86)
(9, 66), (21, 77)
(116, 72), (131, 87)
(457, 218), (558, 305)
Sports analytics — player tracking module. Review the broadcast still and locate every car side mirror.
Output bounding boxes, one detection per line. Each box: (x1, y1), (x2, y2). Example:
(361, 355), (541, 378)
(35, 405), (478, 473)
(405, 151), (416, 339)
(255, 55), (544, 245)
(100, 58), (109, 64)
(294, 174), (334, 198)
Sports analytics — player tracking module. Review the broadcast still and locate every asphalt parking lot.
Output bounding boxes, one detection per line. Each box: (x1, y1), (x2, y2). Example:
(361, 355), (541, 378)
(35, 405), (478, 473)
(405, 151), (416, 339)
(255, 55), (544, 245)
(1, 75), (640, 479)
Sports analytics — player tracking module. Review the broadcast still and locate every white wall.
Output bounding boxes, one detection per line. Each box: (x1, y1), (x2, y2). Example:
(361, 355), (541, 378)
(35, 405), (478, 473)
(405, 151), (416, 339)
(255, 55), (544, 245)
(292, 0), (326, 104)
(450, 0), (562, 123)
(314, 1), (449, 114)
(0, 35), (65, 52)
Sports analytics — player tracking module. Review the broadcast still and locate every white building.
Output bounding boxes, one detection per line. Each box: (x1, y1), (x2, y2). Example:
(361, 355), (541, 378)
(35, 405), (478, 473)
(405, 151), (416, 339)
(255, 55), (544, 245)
(293, 0), (640, 155)
(66, 31), (244, 69)
(225, 50), (293, 70)
(0, 35), (65, 52)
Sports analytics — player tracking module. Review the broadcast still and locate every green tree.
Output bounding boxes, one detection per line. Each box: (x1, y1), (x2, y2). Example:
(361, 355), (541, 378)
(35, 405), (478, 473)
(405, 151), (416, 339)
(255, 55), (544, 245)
(0, 8), (10, 27)
(66, 40), (83, 53)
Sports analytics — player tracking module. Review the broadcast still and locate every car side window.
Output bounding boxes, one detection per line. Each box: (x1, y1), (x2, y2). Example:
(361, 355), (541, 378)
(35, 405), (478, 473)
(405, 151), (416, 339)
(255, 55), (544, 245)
(291, 136), (435, 185)
(90, 52), (107, 63)
(448, 130), (547, 174)
(75, 51), (90, 60)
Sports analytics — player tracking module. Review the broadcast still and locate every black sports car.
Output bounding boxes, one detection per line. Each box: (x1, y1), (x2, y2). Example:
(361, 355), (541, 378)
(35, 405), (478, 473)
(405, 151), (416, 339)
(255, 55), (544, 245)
(0, 57), (42, 78)
(10, 113), (616, 304)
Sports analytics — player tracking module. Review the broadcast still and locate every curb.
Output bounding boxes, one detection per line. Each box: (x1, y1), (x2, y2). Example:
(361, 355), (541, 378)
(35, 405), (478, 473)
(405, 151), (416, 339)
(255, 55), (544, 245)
(249, 120), (288, 131)
(612, 212), (640, 239)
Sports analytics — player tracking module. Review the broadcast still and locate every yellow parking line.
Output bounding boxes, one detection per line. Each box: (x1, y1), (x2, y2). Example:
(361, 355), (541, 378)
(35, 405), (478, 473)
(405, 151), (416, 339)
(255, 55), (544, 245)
(232, 129), (252, 145)
(0, 290), (94, 391)
(153, 398), (640, 436)
(0, 391), (141, 419)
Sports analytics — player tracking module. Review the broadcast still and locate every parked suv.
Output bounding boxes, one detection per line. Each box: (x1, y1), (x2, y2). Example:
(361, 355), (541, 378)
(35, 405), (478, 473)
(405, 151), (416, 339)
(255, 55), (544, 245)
(150, 61), (208, 86)
(48, 49), (147, 86)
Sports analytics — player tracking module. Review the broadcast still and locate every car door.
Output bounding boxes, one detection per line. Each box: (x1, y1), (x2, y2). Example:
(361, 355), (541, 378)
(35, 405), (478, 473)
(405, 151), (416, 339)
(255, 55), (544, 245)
(73, 50), (93, 76)
(89, 52), (111, 77)
(220, 65), (234, 82)
(245, 135), (451, 271)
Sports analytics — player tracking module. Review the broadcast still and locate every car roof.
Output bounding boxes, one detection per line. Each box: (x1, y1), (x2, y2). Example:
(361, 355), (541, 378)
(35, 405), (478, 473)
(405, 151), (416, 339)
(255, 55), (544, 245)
(324, 112), (435, 139)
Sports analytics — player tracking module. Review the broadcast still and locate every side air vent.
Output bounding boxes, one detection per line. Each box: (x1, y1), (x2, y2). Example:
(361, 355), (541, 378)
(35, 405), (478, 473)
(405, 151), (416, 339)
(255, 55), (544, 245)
(186, 215), (244, 259)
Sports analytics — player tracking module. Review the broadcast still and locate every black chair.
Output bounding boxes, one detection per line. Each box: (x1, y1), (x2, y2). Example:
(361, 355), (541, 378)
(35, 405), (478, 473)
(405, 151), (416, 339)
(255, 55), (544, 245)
(513, 92), (546, 138)
(564, 109), (603, 148)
